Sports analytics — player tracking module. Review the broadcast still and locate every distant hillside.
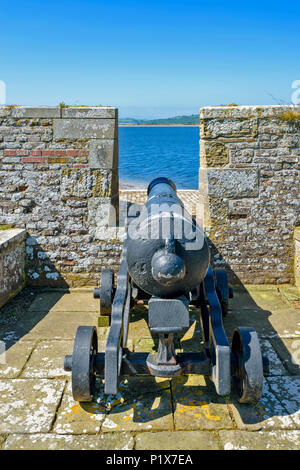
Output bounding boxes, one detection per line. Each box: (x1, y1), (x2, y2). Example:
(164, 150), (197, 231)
(119, 114), (200, 125)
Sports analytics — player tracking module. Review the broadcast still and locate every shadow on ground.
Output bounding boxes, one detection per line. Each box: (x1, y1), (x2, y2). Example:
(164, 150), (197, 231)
(0, 244), (299, 433)
(76, 278), (300, 430)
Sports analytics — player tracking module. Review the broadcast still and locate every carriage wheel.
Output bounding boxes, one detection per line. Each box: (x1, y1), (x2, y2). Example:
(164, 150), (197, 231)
(100, 269), (114, 316)
(71, 326), (98, 402)
(231, 327), (264, 404)
(215, 269), (229, 317)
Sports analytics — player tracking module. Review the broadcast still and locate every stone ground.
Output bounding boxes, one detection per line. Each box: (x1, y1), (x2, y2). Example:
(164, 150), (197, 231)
(119, 189), (201, 218)
(0, 284), (299, 450)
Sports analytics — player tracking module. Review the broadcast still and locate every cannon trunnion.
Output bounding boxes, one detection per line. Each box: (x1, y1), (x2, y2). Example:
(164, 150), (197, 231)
(64, 177), (268, 405)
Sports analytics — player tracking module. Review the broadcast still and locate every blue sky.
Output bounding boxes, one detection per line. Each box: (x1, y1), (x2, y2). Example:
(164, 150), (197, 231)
(1, 0), (299, 118)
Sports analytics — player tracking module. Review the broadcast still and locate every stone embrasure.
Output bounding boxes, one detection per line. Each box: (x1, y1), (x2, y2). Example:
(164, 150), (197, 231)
(200, 105), (300, 284)
(0, 106), (120, 287)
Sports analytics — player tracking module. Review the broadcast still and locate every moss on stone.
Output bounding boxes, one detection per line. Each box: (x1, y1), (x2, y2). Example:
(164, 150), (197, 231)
(280, 110), (300, 123)
(59, 102), (70, 109)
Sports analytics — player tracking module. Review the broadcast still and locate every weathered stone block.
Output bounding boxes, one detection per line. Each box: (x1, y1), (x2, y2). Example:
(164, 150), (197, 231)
(60, 168), (90, 199)
(201, 141), (229, 167)
(228, 199), (252, 217)
(201, 118), (258, 139)
(204, 168), (259, 198)
(200, 105), (300, 120)
(62, 106), (117, 119)
(60, 168), (118, 199)
(90, 169), (118, 197)
(0, 229), (26, 308)
(88, 197), (118, 227)
(11, 106), (60, 118)
(53, 119), (117, 140)
(89, 139), (118, 169)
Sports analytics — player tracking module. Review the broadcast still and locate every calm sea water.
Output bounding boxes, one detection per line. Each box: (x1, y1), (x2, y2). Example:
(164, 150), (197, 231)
(118, 126), (199, 189)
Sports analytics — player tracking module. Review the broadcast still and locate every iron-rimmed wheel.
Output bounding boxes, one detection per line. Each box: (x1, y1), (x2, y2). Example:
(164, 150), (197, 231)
(100, 269), (114, 316)
(71, 326), (98, 402)
(231, 327), (264, 404)
(215, 269), (229, 317)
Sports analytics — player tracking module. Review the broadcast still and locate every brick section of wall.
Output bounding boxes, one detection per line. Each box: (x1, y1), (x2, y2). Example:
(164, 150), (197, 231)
(0, 229), (26, 307)
(200, 105), (300, 284)
(0, 106), (121, 287)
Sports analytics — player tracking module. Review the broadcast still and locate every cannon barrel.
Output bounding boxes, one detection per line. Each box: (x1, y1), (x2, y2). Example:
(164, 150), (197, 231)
(126, 177), (210, 298)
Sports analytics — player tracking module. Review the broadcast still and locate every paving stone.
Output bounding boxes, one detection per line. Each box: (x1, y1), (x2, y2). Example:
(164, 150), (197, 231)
(21, 340), (73, 378)
(230, 285), (280, 310)
(99, 337), (133, 353)
(3, 432), (134, 450)
(242, 286), (286, 310)
(267, 376), (300, 428)
(27, 291), (67, 312)
(102, 377), (173, 432)
(279, 286), (300, 309)
(103, 393), (173, 433)
(0, 309), (52, 347)
(260, 339), (287, 376)
(219, 430), (300, 450)
(0, 341), (35, 378)
(53, 381), (107, 434)
(0, 379), (65, 433)
(229, 379), (295, 431)
(224, 305), (300, 340)
(134, 337), (156, 352)
(270, 337), (300, 375)
(97, 327), (109, 342)
(0, 285), (299, 445)
(128, 317), (151, 341)
(180, 334), (203, 352)
(120, 190), (200, 216)
(23, 310), (98, 340)
(135, 431), (220, 450)
(28, 291), (99, 313)
(179, 319), (203, 353)
(172, 375), (234, 430)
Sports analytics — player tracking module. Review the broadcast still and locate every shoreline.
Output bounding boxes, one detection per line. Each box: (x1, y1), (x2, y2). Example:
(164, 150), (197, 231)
(119, 179), (147, 190)
(119, 179), (198, 190)
(119, 124), (199, 127)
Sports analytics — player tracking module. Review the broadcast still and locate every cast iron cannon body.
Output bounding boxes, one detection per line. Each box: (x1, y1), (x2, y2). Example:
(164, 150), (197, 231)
(64, 177), (268, 404)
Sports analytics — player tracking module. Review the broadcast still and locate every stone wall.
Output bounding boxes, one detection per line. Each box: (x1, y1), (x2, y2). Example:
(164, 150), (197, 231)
(200, 105), (300, 284)
(295, 227), (300, 288)
(0, 106), (121, 287)
(0, 229), (26, 307)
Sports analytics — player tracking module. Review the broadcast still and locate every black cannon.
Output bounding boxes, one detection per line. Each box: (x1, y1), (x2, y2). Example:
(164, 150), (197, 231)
(64, 177), (268, 404)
